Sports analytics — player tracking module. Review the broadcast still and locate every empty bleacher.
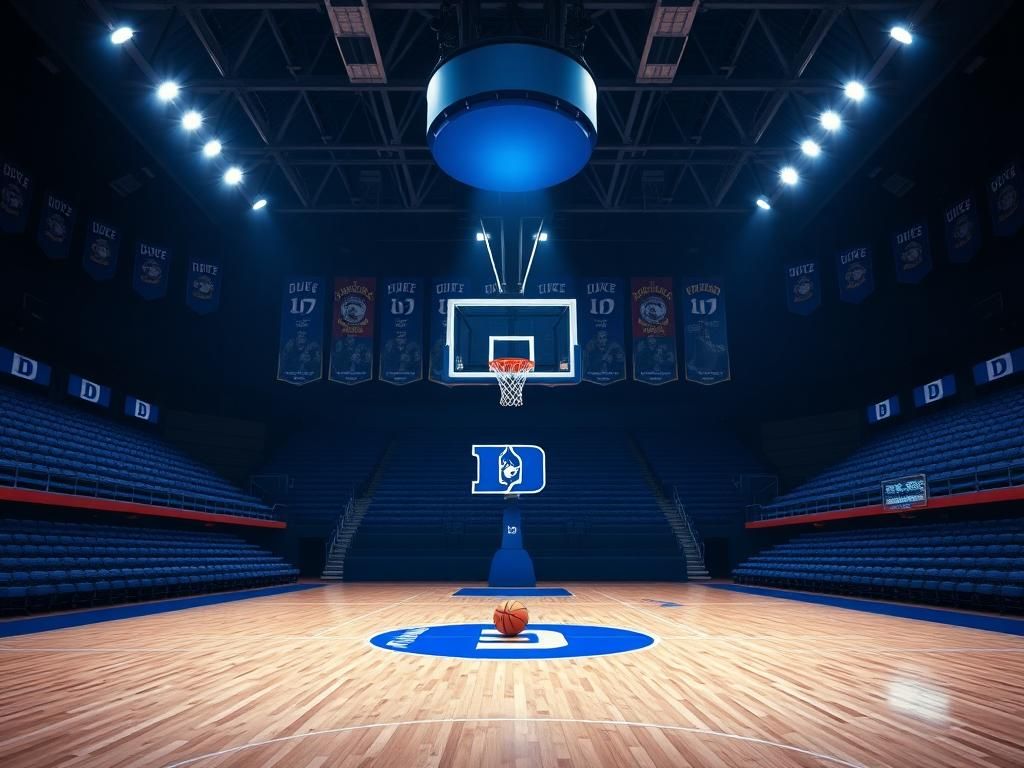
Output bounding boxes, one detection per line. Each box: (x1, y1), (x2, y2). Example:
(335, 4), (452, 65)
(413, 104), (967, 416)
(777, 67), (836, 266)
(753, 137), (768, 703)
(0, 516), (298, 613)
(0, 385), (270, 519)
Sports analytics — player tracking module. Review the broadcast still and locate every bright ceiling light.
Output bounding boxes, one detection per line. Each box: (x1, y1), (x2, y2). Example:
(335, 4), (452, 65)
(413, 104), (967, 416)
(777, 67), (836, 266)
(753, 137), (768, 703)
(252, 198), (268, 211)
(110, 26), (134, 45)
(181, 110), (203, 131)
(156, 80), (180, 102)
(202, 139), (222, 158)
(800, 139), (822, 158)
(475, 232), (489, 242)
(820, 110), (842, 131)
(223, 167), (243, 185)
(779, 166), (799, 186)
(844, 81), (866, 102)
(755, 197), (771, 211)
(890, 26), (913, 45)
(532, 231), (549, 242)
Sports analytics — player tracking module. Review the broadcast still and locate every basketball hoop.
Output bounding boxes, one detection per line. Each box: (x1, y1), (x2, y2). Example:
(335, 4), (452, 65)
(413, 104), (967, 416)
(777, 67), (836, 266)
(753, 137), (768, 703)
(489, 357), (534, 407)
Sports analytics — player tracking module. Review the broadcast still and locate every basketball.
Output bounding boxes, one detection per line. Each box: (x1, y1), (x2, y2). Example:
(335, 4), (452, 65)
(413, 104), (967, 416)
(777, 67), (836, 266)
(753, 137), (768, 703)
(493, 600), (529, 636)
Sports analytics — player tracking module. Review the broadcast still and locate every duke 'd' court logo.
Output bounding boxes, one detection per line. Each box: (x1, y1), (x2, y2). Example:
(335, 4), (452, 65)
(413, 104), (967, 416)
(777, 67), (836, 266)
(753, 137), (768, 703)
(369, 624), (656, 660)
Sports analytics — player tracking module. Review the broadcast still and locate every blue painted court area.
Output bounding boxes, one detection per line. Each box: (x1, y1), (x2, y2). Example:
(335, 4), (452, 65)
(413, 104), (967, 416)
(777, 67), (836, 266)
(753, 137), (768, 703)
(0, 584), (322, 638)
(710, 584), (1024, 636)
(642, 599), (682, 608)
(453, 587), (573, 597)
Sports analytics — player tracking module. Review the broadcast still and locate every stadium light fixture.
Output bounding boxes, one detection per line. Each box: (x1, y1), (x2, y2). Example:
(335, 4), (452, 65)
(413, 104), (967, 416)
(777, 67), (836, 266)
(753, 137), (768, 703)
(844, 81), (866, 102)
(181, 110), (203, 131)
(779, 166), (799, 186)
(110, 26), (134, 45)
(156, 80), (180, 102)
(755, 197), (772, 211)
(820, 110), (842, 132)
(202, 139), (222, 158)
(890, 26), (913, 45)
(223, 167), (243, 186)
(532, 231), (549, 242)
(475, 232), (491, 242)
(801, 139), (822, 158)
(252, 198), (268, 211)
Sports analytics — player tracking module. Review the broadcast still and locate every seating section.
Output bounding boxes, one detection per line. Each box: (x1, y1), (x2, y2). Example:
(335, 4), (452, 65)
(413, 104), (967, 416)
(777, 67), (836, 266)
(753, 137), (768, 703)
(0, 384), (270, 519)
(762, 386), (1024, 519)
(0, 516), (298, 613)
(345, 430), (684, 581)
(733, 517), (1024, 611)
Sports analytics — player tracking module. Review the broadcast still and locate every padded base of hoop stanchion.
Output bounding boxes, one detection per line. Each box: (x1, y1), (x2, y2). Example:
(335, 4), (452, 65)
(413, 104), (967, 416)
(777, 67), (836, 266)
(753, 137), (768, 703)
(488, 507), (536, 587)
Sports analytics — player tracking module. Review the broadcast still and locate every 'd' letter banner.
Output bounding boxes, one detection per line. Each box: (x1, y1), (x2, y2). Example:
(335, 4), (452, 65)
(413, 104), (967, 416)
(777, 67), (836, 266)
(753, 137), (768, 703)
(784, 261), (820, 315)
(125, 396), (159, 424)
(67, 375), (111, 408)
(988, 159), (1023, 237)
(329, 277), (375, 385)
(682, 277), (730, 386)
(186, 259), (222, 315)
(891, 220), (932, 284)
(380, 278), (423, 386)
(429, 277), (470, 384)
(82, 219), (120, 281)
(913, 374), (956, 409)
(836, 245), (874, 304)
(277, 276), (325, 386)
(943, 194), (982, 264)
(631, 277), (678, 386)
(132, 242), (172, 300)
(581, 278), (626, 386)
(36, 191), (76, 260)
(0, 347), (51, 387)
(973, 347), (1024, 386)
(866, 395), (900, 424)
(1, 158), (33, 233)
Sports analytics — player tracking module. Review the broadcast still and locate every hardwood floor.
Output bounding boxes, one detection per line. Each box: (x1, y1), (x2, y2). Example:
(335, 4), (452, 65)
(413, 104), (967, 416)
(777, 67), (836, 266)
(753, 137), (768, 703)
(1, 583), (1023, 767)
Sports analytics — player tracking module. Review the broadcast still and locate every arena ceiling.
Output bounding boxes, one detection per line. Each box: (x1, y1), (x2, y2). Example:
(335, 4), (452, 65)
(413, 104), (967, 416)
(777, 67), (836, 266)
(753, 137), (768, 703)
(9, 0), (1013, 226)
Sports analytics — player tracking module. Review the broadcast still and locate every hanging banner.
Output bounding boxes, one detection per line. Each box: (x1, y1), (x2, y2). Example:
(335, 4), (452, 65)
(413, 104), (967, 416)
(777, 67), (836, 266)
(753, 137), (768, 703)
(913, 375), (956, 408)
(580, 278), (626, 386)
(866, 395), (900, 424)
(329, 277), (375, 385)
(1, 158), (33, 233)
(527, 277), (575, 299)
(82, 219), (120, 281)
(125, 396), (159, 424)
(891, 220), (932, 284)
(429, 277), (470, 384)
(185, 259), (222, 315)
(943, 194), (982, 264)
(380, 278), (423, 386)
(835, 245), (874, 304)
(988, 159), (1023, 237)
(36, 191), (75, 260)
(132, 242), (172, 300)
(0, 347), (51, 387)
(277, 276), (324, 386)
(67, 375), (111, 408)
(631, 277), (678, 385)
(973, 348), (1024, 386)
(682, 277), (730, 386)
(784, 262), (820, 315)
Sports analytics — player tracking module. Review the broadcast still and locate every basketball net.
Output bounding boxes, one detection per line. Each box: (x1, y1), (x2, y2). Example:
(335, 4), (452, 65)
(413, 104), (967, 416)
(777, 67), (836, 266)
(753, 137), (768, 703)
(489, 358), (534, 407)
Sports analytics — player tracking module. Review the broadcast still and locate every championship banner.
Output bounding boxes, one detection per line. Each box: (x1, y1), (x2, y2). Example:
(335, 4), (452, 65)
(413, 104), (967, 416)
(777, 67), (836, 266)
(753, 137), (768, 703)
(943, 194), (982, 264)
(1, 158), (33, 233)
(429, 277), (470, 384)
(277, 276), (325, 386)
(67, 375), (111, 408)
(784, 262), (820, 315)
(380, 278), (423, 386)
(682, 277), (730, 386)
(329, 277), (375, 385)
(185, 259), (222, 315)
(988, 159), (1023, 237)
(973, 348), (1024, 386)
(631, 277), (678, 386)
(835, 245), (874, 304)
(580, 278), (626, 386)
(132, 242), (172, 300)
(913, 375), (956, 408)
(125, 396), (159, 424)
(36, 191), (75, 260)
(866, 395), (900, 424)
(891, 220), (932, 284)
(82, 219), (120, 281)
(0, 347), (51, 387)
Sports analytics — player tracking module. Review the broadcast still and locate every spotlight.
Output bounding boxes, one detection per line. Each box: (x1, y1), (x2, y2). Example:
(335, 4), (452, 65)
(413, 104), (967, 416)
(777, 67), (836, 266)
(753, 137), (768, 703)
(475, 232), (491, 242)
(252, 198), (268, 211)
(532, 232), (549, 242)
(890, 26), (913, 45)
(156, 80), (180, 102)
(223, 167), (243, 185)
(779, 166), (799, 186)
(181, 110), (203, 131)
(820, 110), (842, 131)
(202, 139), (222, 158)
(110, 26), (134, 45)
(800, 139), (822, 158)
(755, 197), (771, 211)
(844, 81), (866, 102)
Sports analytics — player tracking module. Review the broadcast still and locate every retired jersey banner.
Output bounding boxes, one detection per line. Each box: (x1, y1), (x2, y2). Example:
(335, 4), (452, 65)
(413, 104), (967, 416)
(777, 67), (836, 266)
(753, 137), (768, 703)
(866, 395), (900, 424)
(1, 158), (33, 233)
(836, 245), (874, 304)
(0, 347), (51, 387)
(277, 276), (325, 386)
(682, 277), (730, 386)
(527, 277), (575, 299)
(36, 191), (75, 260)
(67, 375), (111, 408)
(913, 375), (956, 408)
(988, 159), (1023, 237)
(329, 277), (375, 385)
(943, 194), (982, 264)
(132, 242), (172, 300)
(631, 277), (678, 385)
(973, 348), (1024, 386)
(380, 278), (423, 386)
(429, 277), (469, 384)
(186, 259), (222, 315)
(891, 221), (932, 284)
(580, 279), (626, 386)
(82, 220), (120, 281)
(784, 262), (820, 315)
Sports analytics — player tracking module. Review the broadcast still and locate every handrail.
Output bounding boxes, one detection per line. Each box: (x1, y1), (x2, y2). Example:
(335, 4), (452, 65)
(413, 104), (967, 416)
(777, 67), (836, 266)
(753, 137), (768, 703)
(672, 485), (705, 564)
(324, 495), (356, 564)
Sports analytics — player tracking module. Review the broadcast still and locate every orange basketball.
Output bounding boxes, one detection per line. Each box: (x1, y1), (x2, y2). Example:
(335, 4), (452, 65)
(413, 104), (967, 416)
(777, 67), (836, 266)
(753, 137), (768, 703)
(493, 599), (529, 636)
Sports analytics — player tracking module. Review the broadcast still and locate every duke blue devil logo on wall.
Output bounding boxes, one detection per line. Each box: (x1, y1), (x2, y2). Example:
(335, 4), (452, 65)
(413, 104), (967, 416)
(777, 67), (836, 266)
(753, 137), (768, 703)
(0, 158), (33, 234)
(471, 445), (546, 494)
